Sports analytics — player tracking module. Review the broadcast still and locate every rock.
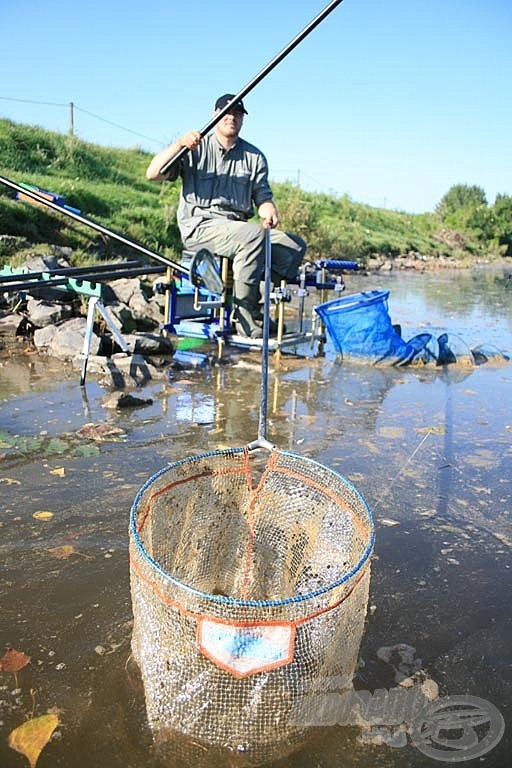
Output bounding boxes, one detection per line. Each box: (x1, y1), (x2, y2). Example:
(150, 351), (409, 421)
(127, 291), (162, 327)
(23, 253), (64, 272)
(420, 677), (439, 701)
(34, 317), (100, 359)
(124, 332), (174, 356)
(33, 325), (57, 348)
(76, 353), (109, 378)
(106, 301), (137, 334)
(26, 297), (71, 328)
(101, 392), (153, 409)
(109, 278), (163, 328)
(0, 313), (25, 339)
(108, 352), (157, 381)
(108, 277), (142, 305)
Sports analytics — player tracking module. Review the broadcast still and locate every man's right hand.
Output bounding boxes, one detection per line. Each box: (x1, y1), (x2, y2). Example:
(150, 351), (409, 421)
(179, 130), (202, 150)
(146, 130), (202, 180)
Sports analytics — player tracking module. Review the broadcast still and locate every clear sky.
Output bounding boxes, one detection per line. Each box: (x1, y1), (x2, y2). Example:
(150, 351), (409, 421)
(1, 0), (511, 214)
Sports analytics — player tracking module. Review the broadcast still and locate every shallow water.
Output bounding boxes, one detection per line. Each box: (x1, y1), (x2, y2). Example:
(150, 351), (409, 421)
(0, 266), (511, 767)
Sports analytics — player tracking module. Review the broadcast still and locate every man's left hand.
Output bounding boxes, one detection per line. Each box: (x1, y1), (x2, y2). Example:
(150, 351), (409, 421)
(258, 201), (279, 229)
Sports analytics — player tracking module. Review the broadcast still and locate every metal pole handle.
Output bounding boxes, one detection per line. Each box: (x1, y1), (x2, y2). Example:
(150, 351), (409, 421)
(258, 227), (272, 444)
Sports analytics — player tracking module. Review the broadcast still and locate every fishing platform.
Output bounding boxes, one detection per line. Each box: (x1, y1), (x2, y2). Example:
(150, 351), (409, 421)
(0, 174), (360, 373)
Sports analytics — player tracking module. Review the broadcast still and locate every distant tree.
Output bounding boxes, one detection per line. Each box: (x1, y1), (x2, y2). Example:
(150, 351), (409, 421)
(436, 184), (488, 220)
(491, 193), (512, 255)
(435, 184), (493, 244)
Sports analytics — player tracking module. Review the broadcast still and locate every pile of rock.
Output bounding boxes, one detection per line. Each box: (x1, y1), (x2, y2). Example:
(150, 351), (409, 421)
(0, 251), (175, 386)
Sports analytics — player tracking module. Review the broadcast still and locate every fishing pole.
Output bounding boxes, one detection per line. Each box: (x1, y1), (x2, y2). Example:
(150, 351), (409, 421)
(0, 174), (223, 294)
(160, 0), (344, 175)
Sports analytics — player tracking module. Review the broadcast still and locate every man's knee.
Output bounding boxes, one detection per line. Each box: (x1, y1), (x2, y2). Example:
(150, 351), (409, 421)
(270, 234), (306, 281)
(289, 233), (307, 259)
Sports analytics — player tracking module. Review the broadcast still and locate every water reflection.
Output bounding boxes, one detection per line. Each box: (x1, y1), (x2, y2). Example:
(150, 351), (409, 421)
(0, 267), (511, 767)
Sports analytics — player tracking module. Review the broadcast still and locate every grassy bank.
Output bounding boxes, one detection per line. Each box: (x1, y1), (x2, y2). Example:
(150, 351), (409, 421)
(0, 118), (505, 267)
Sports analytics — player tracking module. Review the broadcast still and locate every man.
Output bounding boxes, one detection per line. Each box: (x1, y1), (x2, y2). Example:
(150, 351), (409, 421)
(146, 94), (306, 338)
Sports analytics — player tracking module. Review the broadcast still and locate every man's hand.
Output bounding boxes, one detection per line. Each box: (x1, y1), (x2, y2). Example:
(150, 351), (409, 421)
(258, 201), (279, 229)
(179, 130), (202, 150)
(146, 129), (202, 180)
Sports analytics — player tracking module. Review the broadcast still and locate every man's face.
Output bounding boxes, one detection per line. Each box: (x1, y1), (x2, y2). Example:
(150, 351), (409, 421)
(215, 107), (244, 140)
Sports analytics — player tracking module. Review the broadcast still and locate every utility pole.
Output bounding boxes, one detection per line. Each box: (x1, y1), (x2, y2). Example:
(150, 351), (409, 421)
(68, 102), (74, 136)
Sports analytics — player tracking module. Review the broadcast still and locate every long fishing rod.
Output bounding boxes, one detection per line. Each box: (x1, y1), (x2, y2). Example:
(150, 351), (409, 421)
(160, 0), (344, 175)
(0, 175), (186, 273)
(0, 174), (223, 294)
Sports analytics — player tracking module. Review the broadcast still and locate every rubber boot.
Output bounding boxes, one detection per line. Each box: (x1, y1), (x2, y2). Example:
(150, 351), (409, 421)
(232, 281), (263, 339)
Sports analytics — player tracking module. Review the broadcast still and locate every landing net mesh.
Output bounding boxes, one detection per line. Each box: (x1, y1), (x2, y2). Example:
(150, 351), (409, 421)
(129, 447), (374, 764)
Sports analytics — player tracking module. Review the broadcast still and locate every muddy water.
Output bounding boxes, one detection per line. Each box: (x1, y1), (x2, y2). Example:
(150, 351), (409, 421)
(0, 266), (511, 767)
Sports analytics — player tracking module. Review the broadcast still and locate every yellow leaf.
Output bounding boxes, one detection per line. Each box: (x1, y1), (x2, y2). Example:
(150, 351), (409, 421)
(50, 467), (65, 477)
(8, 714), (59, 768)
(414, 425), (445, 435)
(0, 477), (21, 485)
(48, 545), (75, 560)
(33, 511), (54, 521)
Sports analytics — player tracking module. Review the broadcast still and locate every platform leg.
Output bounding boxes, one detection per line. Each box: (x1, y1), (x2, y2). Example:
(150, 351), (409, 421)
(80, 296), (98, 386)
(94, 301), (130, 353)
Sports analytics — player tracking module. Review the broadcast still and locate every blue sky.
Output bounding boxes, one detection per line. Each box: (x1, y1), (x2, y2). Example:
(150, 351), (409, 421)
(1, 0), (511, 213)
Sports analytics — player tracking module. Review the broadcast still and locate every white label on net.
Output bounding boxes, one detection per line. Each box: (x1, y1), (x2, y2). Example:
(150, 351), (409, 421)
(197, 618), (295, 677)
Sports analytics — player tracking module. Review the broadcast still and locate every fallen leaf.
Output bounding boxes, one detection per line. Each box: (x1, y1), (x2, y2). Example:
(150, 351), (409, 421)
(0, 648), (31, 673)
(0, 477), (22, 485)
(298, 414), (317, 425)
(75, 423), (125, 442)
(378, 426), (406, 439)
(8, 714), (59, 768)
(49, 467), (65, 477)
(380, 518), (400, 527)
(33, 511), (54, 521)
(358, 439), (380, 455)
(414, 425), (445, 435)
(48, 545), (76, 560)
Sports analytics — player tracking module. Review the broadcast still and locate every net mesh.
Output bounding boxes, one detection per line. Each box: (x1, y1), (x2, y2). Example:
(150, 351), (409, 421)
(129, 447), (374, 764)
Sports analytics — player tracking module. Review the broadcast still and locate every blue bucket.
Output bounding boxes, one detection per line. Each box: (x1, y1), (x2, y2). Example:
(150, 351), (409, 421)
(315, 289), (414, 364)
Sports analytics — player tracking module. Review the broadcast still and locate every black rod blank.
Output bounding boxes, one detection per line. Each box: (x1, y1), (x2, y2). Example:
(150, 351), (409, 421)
(0, 175), (188, 277)
(159, 0), (344, 175)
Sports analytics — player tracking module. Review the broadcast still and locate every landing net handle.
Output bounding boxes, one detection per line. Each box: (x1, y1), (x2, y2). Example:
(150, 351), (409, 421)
(255, 226), (273, 448)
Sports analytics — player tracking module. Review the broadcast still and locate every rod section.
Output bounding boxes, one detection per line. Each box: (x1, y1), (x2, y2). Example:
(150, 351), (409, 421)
(0, 174), (188, 277)
(160, 0), (344, 175)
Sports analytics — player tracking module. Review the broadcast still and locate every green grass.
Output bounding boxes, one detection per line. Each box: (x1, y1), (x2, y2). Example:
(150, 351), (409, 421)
(0, 117), (502, 267)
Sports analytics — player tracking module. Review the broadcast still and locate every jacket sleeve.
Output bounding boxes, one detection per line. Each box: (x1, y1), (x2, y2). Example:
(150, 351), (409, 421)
(252, 152), (273, 206)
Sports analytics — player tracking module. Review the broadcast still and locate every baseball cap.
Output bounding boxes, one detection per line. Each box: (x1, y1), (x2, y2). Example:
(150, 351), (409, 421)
(214, 93), (248, 115)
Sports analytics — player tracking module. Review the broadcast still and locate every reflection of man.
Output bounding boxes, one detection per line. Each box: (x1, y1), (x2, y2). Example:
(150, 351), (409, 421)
(146, 94), (306, 338)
